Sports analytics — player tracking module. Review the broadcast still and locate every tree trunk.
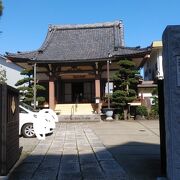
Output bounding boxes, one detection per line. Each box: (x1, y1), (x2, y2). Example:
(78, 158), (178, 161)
(123, 105), (130, 120)
(123, 107), (128, 120)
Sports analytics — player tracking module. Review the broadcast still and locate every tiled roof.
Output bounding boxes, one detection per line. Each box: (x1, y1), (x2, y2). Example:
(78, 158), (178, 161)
(6, 21), (150, 63)
(112, 46), (151, 57)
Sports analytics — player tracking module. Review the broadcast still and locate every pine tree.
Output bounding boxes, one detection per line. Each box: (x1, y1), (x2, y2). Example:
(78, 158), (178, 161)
(112, 59), (140, 120)
(15, 69), (46, 105)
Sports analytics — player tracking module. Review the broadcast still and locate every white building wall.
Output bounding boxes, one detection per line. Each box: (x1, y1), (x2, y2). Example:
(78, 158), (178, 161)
(156, 49), (164, 79)
(144, 51), (157, 80)
(0, 56), (23, 87)
(138, 92), (152, 98)
(143, 46), (163, 81)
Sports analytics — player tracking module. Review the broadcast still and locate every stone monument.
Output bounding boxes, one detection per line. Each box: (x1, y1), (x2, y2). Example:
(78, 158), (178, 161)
(163, 25), (180, 180)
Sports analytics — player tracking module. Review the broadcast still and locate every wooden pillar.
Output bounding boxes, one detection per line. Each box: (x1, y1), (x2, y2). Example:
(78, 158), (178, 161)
(95, 77), (101, 114)
(49, 76), (55, 110)
(56, 79), (59, 104)
(95, 62), (101, 98)
(95, 78), (100, 98)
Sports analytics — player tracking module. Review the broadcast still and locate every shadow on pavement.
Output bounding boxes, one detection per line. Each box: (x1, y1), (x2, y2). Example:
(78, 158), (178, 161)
(107, 142), (161, 180)
(9, 141), (160, 180)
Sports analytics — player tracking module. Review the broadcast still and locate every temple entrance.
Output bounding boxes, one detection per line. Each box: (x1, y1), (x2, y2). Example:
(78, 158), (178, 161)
(63, 81), (94, 103)
(72, 82), (83, 103)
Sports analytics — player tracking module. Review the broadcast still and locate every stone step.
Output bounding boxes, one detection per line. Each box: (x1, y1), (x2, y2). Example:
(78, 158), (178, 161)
(55, 103), (96, 115)
(58, 114), (101, 122)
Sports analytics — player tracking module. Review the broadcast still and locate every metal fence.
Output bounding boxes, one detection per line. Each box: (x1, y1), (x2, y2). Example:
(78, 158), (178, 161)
(0, 84), (20, 176)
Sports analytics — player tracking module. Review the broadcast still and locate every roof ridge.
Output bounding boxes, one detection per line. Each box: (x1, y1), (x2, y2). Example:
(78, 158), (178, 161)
(119, 46), (151, 51)
(6, 50), (37, 55)
(39, 28), (55, 52)
(49, 21), (122, 30)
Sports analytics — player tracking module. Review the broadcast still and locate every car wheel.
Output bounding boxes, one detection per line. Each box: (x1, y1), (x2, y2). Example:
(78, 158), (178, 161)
(21, 123), (35, 138)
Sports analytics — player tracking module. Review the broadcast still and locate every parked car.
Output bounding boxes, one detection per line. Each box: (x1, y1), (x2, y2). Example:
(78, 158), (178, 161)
(39, 108), (58, 123)
(20, 103), (58, 123)
(19, 103), (56, 138)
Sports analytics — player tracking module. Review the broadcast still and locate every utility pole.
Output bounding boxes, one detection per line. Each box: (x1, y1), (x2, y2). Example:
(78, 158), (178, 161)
(107, 53), (112, 109)
(107, 60), (110, 109)
(33, 63), (37, 110)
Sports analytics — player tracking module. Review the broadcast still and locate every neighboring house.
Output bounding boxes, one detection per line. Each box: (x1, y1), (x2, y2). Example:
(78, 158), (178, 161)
(6, 21), (150, 116)
(138, 41), (163, 109)
(138, 81), (157, 110)
(0, 55), (23, 87)
(144, 41), (163, 81)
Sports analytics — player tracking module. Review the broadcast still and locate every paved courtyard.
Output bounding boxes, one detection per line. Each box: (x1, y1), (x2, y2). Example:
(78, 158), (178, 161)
(89, 120), (160, 180)
(9, 120), (160, 180)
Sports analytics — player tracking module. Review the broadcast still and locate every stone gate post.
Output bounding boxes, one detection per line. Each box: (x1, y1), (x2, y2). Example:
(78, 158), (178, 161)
(163, 25), (180, 180)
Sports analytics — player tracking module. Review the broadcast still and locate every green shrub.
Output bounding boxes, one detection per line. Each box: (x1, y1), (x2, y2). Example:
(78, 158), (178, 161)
(148, 108), (159, 119)
(136, 106), (148, 117)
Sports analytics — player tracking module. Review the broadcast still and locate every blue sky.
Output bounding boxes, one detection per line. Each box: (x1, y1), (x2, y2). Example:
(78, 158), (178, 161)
(0, 0), (180, 55)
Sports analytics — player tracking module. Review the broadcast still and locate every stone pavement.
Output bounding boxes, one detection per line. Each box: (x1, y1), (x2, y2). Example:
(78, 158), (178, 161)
(9, 123), (127, 180)
(88, 120), (161, 180)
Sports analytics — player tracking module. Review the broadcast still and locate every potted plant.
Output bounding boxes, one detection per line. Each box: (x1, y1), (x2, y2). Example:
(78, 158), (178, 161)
(104, 108), (114, 120)
(102, 94), (114, 120)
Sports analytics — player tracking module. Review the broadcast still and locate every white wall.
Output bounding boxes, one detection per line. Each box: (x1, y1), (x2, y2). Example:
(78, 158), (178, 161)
(0, 56), (23, 87)
(156, 49), (163, 79)
(144, 51), (157, 80)
(143, 47), (163, 81)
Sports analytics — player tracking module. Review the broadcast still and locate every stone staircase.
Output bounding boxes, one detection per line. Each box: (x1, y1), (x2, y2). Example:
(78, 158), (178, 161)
(55, 103), (101, 122)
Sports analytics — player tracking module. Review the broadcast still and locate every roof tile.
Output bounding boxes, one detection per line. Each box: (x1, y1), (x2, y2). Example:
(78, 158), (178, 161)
(6, 21), (150, 62)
